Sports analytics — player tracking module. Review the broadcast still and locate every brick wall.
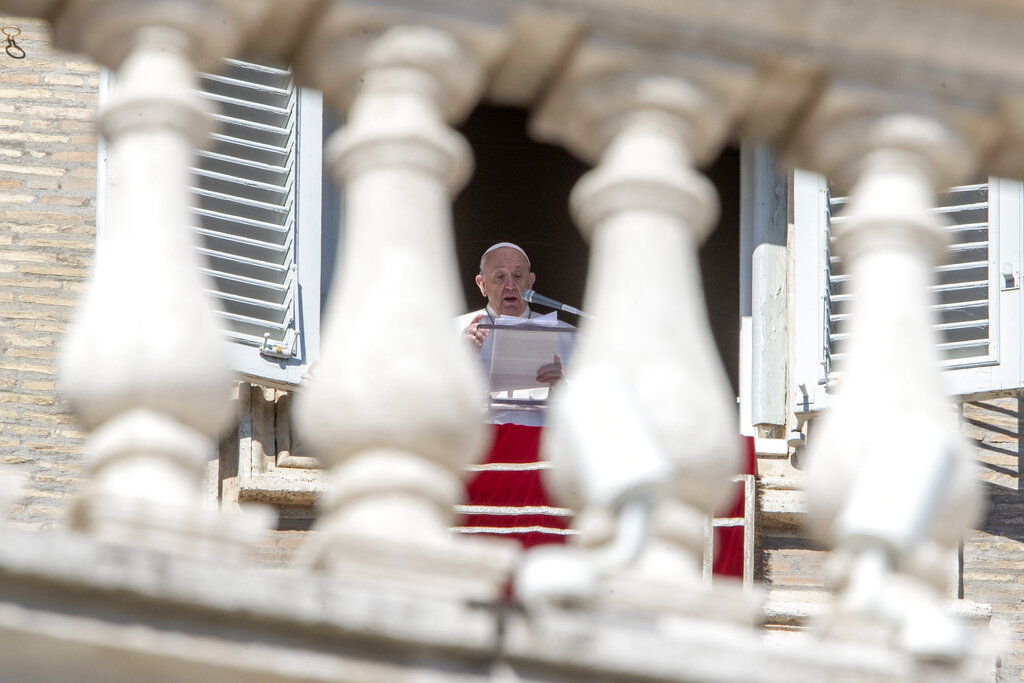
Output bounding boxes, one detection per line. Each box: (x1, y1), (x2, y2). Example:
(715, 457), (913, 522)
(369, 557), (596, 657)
(0, 17), (97, 529)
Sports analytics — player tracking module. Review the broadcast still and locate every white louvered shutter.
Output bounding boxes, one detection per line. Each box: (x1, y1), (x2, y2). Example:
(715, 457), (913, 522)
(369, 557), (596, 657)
(792, 173), (1024, 416)
(191, 59), (324, 387)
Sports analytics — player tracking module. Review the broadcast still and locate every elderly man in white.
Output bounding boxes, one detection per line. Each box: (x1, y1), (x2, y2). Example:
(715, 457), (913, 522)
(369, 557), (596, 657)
(458, 241), (569, 401)
(457, 242), (564, 388)
(457, 242), (573, 548)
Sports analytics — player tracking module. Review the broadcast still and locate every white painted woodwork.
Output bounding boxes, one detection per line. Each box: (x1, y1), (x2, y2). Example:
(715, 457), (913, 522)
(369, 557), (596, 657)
(292, 25), (492, 548)
(793, 112), (984, 659)
(790, 170), (831, 415)
(190, 62), (326, 387)
(791, 174), (1024, 412)
(742, 145), (789, 431)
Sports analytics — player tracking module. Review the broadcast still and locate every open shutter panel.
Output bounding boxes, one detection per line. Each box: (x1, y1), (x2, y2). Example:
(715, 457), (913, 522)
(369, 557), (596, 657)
(793, 173), (1023, 416)
(191, 59), (301, 361)
(824, 183), (994, 378)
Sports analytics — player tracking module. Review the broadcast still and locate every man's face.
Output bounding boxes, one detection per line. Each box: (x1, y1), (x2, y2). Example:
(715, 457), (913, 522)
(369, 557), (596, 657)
(475, 247), (536, 317)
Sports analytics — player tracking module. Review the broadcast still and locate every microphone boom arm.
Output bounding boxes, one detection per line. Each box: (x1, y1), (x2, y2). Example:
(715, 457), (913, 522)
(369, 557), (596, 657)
(522, 289), (591, 318)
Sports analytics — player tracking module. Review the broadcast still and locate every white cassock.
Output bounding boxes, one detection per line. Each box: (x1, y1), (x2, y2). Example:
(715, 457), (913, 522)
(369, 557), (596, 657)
(456, 304), (559, 427)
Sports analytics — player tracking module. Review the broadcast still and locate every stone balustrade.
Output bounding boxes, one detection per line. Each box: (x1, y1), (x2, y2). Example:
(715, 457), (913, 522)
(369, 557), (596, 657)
(0, 0), (1020, 680)
(793, 110), (987, 659)
(518, 60), (751, 607)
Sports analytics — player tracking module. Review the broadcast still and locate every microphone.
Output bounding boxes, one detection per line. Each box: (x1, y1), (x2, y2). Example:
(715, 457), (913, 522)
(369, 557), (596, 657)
(521, 289), (591, 318)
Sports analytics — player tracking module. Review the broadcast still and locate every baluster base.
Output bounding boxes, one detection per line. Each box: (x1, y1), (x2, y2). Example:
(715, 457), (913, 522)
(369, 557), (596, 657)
(72, 494), (272, 563)
(69, 409), (271, 561)
(305, 447), (519, 602)
(517, 499), (758, 626)
(304, 530), (519, 605)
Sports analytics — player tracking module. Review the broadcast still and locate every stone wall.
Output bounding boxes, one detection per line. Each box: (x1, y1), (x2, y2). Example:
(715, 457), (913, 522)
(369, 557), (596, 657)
(758, 399), (1024, 677)
(962, 398), (1024, 680)
(0, 16), (96, 529)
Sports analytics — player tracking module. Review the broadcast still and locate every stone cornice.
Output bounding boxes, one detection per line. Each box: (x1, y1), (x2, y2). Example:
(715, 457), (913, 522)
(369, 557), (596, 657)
(11, 0), (1024, 176)
(266, 0), (1024, 178)
(270, 0), (1024, 95)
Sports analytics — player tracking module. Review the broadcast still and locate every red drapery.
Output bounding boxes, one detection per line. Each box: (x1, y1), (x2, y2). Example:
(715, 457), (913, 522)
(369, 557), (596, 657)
(463, 426), (756, 576)
(463, 424), (570, 548)
(712, 435), (757, 577)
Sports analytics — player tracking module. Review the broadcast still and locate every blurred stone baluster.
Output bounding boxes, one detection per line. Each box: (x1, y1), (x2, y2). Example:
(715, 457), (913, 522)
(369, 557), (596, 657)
(54, 1), (269, 556)
(0, 469), (20, 524)
(292, 21), (513, 587)
(518, 64), (752, 609)
(794, 112), (984, 659)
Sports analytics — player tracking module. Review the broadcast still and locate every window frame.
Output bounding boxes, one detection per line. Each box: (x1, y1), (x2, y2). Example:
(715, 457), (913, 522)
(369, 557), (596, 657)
(790, 171), (1024, 418)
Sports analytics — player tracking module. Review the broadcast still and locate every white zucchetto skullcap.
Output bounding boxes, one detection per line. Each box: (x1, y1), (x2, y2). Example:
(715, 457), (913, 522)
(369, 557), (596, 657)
(481, 242), (530, 269)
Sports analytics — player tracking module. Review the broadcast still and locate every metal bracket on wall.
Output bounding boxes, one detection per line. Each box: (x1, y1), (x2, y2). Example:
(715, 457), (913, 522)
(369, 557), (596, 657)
(3, 27), (25, 59)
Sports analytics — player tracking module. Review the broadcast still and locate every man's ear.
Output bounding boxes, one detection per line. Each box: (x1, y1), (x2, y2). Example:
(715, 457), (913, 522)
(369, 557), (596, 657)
(475, 273), (486, 297)
(528, 272), (536, 289)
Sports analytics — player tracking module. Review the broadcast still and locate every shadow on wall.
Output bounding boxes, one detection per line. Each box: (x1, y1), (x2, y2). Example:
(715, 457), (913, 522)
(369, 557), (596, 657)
(963, 399), (1024, 542)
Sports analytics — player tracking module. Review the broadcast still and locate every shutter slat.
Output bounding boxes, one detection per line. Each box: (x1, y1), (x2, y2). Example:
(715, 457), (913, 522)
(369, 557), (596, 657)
(829, 341), (992, 367)
(201, 75), (290, 100)
(200, 268), (290, 296)
(197, 149), (289, 175)
(192, 210), (293, 240)
(195, 228), (292, 257)
(213, 312), (289, 339)
(203, 135), (291, 166)
(193, 188), (292, 225)
(830, 298), (988, 323)
(201, 257), (291, 291)
(214, 114), (293, 139)
(828, 205), (987, 223)
(205, 92), (292, 116)
(195, 186), (292, 210)
(933, 299), (989, 313)
(830, 317), (989, 342)
(209, 289), (291, 315)
(192, 167), (293, 196)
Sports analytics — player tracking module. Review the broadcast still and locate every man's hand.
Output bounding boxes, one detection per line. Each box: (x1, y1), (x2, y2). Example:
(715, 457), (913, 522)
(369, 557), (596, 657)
(464, 313), (489, 349)
(536, 354), (564, 386)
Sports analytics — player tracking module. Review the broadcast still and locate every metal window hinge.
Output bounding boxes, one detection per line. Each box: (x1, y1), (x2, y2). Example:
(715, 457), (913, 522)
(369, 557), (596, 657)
(259, 329), (298, 360)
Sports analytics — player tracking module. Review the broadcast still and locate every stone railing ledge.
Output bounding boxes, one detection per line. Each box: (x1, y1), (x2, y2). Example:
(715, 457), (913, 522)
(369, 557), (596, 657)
(49, 0), (267, 71)
(0, 0), (64, 19)
(285, 0), (510, 119)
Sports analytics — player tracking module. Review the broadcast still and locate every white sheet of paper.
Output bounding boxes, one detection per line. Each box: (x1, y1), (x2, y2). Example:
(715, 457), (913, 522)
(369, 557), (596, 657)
(479, 313), (575, 393)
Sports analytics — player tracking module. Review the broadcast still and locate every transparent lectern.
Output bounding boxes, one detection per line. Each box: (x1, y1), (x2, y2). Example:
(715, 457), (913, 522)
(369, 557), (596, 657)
(478, 314), (576, 425)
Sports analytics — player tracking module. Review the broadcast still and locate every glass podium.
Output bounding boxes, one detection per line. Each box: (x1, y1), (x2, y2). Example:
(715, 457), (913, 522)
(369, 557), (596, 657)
(477, 315), (576, 424)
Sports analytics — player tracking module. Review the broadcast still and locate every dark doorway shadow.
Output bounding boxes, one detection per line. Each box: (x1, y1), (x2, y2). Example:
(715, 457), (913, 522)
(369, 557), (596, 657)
(453, 105), (740, 393)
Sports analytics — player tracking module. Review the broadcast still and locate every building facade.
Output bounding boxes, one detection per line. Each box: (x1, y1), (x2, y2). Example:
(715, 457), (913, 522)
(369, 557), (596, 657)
(0, 1), (1022, 680)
